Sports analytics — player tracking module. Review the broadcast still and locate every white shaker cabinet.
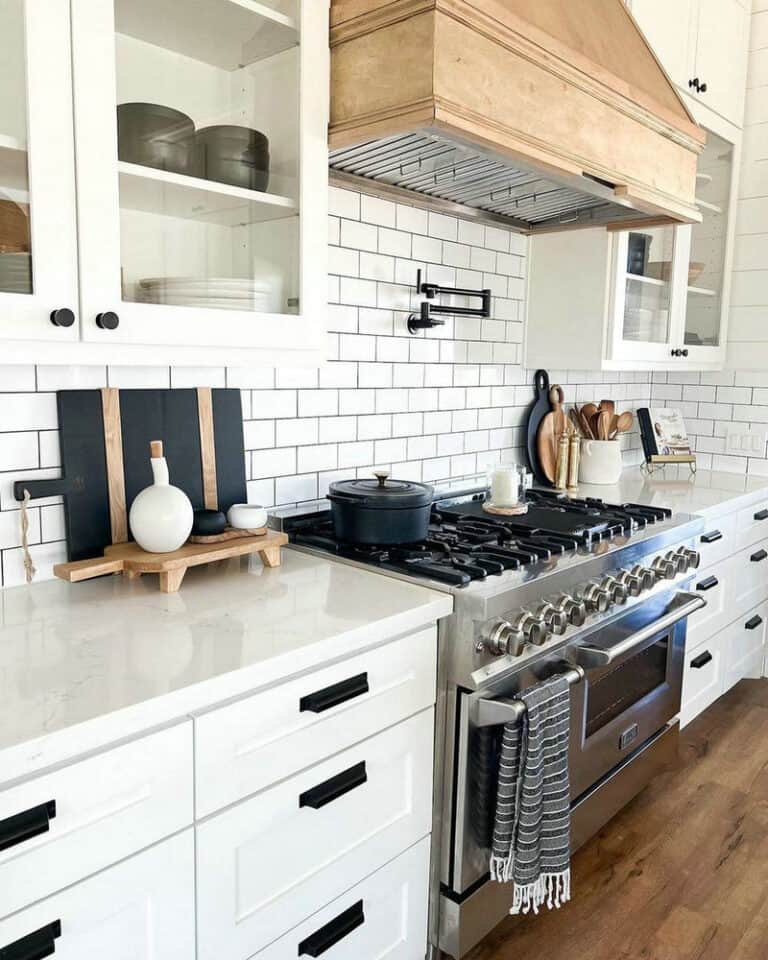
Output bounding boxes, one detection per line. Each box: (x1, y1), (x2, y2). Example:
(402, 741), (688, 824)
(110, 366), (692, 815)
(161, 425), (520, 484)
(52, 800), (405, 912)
(630, 0), (750, 129)
(0, 0), (79, 341)
(1, 0), (329, 363)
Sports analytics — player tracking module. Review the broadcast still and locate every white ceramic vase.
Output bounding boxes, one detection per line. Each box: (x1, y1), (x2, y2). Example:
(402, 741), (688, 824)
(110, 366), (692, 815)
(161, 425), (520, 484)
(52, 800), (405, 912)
(129, 442), (193, 553)
(578, 439), (623, 485)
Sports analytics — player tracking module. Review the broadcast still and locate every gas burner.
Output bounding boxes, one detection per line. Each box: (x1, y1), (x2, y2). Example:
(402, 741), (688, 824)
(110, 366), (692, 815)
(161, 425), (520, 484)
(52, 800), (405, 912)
(280, 489), (680, 589)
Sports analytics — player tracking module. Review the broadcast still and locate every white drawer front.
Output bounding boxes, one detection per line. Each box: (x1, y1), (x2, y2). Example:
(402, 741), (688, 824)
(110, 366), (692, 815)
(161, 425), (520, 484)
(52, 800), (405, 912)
(255, 838), (430, 960)
(0, 831), (194, 959)
(733, 538), (768, 614)
(195, 627), (436, 816)
(737, 499), (768, 550)
(687, 560), (731, 646)
(0, 723), (193, 919)
(196, 709), (434, 960)
(681, 634), (725, 728)
(723, 603), (767, 694)
(697, 515), (737, 569)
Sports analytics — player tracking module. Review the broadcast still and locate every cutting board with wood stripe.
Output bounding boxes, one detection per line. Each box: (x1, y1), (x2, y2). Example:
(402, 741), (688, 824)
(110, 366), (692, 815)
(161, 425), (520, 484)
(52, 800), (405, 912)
(14, 387), (247, 562)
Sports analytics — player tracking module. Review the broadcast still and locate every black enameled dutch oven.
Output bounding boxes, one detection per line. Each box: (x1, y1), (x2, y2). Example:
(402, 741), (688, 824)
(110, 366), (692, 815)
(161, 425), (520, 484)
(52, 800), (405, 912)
(327, 471), (434, 545)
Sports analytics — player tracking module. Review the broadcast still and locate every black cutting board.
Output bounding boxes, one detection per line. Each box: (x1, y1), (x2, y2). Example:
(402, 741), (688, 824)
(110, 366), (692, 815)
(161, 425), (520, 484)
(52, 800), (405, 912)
(525, 369), (551, 485)
(14, 388), (247, 562)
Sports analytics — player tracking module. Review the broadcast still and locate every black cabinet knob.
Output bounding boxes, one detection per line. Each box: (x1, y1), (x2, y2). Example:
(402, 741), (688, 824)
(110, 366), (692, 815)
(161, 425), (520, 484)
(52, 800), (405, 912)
(689, 77), (705, 92)
(681, 348), (689, 357)
(95, 311), (119, 330)
(49, 308), (75, 328)
(671, 348), (680, 357)
(699, 81), (707, 93)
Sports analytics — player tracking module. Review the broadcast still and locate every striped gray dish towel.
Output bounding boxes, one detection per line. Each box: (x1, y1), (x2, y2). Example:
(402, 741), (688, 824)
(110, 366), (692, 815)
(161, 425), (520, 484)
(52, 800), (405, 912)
(490, 674), (572, 915)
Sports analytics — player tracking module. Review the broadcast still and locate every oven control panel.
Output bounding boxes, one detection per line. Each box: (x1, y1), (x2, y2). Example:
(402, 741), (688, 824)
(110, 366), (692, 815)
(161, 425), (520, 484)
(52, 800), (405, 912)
(480, 546), (700, 657)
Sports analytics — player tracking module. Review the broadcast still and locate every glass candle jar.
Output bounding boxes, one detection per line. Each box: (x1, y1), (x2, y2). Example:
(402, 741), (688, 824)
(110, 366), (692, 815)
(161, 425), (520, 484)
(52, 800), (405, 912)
(487, 463), (526, 509)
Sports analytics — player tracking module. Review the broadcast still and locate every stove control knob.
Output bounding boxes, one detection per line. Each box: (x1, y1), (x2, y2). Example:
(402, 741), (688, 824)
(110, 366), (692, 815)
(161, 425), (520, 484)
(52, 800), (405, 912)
(485, 620), (526, 657)
(554, 595), (587, 627)
(630, 564), (657, 592)
(674, 547), (700, 571)
(602, 575), (628, 605)
(582, 582), (611, 614)
(615, 569), (643, 597)
(510, 611), (550, 647)
(665, 550), (688, 574)
(651, 555), (677, 581)
(534, 602), (568, 636)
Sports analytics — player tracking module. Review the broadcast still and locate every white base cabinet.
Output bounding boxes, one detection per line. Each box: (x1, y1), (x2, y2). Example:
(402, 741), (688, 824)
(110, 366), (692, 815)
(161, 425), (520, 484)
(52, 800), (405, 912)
(196, 710), (434, 960)
(254, 838), (431, 960)
(0, 831), (195, 960)
(0, 625), (438, 960)
(681, 498), (768, 728)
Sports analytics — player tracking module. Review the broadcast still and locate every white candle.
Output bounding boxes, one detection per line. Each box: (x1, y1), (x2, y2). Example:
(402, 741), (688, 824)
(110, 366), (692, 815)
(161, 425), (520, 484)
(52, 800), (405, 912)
(491, 465), (520, 507)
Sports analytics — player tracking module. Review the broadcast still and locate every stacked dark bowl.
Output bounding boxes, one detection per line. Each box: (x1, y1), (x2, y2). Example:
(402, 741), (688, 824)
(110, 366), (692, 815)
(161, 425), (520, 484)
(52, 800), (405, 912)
(117, 103), (270, 192)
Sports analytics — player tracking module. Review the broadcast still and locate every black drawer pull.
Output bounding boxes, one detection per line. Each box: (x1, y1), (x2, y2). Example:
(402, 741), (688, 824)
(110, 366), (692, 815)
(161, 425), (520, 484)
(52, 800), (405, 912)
(746, 615), (763, 631)
(0, 920), (61, 960)
(751, 549), (768, 563)
(701, 530), (723, 544)
(696, 576), (719, 592)
(754, 509), (768, 521)
(300, 673), (369, 714)
(298, 900), (364, 957)
(690, 651), (713, 670)
(0, 801), (56, 854)
(300, 762), (367, 810)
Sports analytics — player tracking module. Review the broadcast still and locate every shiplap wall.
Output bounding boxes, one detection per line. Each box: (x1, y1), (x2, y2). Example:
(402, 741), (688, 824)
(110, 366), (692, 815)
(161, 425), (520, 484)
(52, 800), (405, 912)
(653, 3), (768, 475)
(0, 186), (651, 587)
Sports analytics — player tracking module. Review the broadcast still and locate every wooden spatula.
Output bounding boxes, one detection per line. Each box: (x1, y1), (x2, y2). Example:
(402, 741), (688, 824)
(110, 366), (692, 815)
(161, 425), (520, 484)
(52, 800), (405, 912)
(597, 409), (613, 440)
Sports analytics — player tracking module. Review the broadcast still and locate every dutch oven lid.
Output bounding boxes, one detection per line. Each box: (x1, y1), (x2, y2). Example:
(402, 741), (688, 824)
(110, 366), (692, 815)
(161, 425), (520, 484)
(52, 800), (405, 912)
(328, 471), (433, 509)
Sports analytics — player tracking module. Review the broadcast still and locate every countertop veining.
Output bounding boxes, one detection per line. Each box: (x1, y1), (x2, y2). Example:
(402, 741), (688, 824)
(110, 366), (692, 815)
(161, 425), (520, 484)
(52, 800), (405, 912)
(0, 550), (451, 784)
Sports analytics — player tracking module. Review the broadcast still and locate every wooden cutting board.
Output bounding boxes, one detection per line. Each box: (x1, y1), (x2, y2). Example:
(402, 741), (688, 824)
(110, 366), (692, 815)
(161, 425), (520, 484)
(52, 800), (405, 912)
(14, 387), (247, 562)
(536, 384), (566, 485)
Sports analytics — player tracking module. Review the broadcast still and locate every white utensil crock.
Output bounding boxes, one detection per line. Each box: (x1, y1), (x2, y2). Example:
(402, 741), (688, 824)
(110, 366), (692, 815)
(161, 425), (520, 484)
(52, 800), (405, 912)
(578, 439), (623, 485)
(129, 447), (193, 553)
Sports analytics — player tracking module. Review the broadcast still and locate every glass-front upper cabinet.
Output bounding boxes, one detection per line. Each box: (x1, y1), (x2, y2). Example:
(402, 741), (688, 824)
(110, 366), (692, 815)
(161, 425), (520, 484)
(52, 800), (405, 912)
(72, 0), (328, 352)
(0, 0), (79, 340)
(609, 121), (738, 369)
(683, 130), (734, 360)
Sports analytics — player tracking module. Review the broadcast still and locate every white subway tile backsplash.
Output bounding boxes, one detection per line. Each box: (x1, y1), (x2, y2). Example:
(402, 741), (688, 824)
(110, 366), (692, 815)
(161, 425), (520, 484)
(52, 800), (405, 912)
(0, 185), (662, 587)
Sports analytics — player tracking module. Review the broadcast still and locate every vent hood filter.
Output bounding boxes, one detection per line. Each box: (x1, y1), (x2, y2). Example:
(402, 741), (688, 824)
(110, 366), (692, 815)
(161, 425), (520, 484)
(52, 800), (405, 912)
(330, 132), (650, 233)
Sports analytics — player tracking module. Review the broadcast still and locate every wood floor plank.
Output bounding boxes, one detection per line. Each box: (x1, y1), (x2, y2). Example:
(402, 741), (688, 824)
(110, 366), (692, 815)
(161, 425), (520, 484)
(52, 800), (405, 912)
(465, 680), (768, 960)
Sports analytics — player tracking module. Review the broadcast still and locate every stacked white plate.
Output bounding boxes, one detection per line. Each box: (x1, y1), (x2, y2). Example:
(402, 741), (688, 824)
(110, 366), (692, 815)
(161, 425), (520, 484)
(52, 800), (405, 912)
(136, 276), (272, 312)
(0, 252), (32, 294)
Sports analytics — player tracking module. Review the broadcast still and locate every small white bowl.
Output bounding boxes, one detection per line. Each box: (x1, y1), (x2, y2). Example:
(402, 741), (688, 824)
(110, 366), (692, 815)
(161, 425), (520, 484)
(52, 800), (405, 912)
(227, 503), (268, 530)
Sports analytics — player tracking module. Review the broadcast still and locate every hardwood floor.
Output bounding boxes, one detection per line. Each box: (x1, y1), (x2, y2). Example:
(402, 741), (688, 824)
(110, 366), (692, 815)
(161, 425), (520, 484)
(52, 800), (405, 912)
(467, 680), (768, 960)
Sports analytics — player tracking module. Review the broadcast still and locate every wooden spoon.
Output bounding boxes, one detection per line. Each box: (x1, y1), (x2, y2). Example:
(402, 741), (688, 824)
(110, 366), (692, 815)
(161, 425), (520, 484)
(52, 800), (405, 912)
(581, 402), (599, 421)
(597, 409), (613, 441)
(599, 399), (615, 416)
(615, 411), (633, 433)
(575, 407), (594, 439)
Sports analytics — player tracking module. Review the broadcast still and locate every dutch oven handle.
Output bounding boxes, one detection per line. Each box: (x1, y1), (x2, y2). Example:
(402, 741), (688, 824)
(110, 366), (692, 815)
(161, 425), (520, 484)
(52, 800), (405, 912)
(373, 470), (390, 488)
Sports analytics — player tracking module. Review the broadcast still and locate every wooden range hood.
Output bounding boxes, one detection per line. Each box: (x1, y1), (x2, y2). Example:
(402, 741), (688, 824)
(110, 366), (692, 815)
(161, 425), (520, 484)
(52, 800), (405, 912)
(329, 0), (706, 233)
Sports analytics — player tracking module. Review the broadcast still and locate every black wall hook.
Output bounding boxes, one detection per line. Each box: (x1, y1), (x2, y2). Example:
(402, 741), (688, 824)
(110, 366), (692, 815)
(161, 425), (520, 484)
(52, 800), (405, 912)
(407, 269), (492, 334)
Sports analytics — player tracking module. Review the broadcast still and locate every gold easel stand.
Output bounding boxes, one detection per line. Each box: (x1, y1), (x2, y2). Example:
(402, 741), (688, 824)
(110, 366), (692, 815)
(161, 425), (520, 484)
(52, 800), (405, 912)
(640, 455), (697, 476)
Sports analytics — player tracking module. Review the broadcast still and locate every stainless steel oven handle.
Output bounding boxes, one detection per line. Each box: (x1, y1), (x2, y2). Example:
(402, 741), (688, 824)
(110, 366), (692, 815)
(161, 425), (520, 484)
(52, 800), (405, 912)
(576, 591), (706, 669)
(471, 665), (585, 728)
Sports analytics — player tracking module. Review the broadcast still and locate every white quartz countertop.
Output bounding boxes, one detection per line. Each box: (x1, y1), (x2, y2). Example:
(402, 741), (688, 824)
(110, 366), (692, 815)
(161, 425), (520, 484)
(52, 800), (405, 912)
(0, 550), (452, 784)
(575, 466), (768, 521)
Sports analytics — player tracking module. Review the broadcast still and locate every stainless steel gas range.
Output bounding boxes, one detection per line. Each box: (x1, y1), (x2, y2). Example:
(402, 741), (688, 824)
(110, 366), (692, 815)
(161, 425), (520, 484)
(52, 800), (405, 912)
(280, 488), (705, 959)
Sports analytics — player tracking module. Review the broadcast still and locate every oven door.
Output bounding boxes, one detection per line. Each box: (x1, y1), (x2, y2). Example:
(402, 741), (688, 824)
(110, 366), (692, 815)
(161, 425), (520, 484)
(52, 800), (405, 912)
(568, 589), (703, 797)
(448, 589), (704, 896)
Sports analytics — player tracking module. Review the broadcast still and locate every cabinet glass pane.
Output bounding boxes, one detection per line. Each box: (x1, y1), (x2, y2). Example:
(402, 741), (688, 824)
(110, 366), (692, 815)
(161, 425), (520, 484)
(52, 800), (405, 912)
(622, 226), (675, 343)
(114, 0), (300, 315)
(685, 131), (733, 348)
(0, 0), (33, 295)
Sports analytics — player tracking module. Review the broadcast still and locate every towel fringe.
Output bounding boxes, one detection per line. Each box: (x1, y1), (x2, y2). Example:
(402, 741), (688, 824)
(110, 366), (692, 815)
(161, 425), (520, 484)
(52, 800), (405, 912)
(509, 869), (570, 915)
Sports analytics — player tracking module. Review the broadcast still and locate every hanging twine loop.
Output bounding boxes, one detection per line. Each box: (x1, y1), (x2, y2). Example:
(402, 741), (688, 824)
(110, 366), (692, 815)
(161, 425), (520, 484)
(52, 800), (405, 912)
(20, 488), (36, 584)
